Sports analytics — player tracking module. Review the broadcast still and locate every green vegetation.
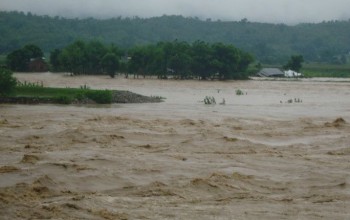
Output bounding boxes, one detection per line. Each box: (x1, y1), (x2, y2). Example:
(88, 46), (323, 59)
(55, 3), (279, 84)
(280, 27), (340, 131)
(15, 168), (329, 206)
(51, 40), (122, 76)
(0, 69), (162, 104)
(302, 63), (350, 78)
(4, 40), (251, 80)
(2, 12), (350, 78)
(204, 96), (216, 105)
(6, 44), (45, 72)
(283, 55), (304, 72)
(235, 89), (244, 95)
(85, 90), (113, 104)
(0, 68), (17, 96)
(1, 11), (350, 65)
(14, 84), (113, 104)
(101, 52), (120, 78)
(127, 41), (253, 80)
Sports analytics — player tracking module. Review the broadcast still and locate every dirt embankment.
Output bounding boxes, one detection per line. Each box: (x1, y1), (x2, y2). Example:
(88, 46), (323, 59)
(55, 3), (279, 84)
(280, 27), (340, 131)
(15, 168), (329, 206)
(111, 90), (162, 103)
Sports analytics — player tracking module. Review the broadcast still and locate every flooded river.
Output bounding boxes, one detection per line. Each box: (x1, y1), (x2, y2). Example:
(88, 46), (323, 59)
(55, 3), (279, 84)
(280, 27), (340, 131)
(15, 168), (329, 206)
(0, 73), (349, 219)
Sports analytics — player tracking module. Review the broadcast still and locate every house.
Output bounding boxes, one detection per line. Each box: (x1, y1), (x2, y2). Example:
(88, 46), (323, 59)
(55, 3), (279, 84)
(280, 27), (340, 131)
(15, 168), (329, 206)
(28, 57), (48, 72)
(257, 68), (285, 77)
(284, 69), (303, 77)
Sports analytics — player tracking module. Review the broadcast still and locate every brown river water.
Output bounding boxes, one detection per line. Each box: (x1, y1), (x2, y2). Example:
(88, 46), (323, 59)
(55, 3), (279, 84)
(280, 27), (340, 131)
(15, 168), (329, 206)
(0, 73), (349, 219)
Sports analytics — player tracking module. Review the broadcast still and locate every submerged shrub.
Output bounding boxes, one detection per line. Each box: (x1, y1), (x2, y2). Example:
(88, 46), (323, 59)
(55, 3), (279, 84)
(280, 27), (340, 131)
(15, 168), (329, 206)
(204, 96), (216, 104)
(235, 89), (244, 95)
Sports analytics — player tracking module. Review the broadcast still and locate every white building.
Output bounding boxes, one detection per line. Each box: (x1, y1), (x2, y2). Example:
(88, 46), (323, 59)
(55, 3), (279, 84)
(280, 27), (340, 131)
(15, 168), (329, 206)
(284, 69), (302, 77)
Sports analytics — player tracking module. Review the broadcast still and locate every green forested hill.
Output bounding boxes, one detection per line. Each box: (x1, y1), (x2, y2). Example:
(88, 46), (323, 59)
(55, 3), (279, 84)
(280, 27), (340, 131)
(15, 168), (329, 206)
(1, 11), (350, 64)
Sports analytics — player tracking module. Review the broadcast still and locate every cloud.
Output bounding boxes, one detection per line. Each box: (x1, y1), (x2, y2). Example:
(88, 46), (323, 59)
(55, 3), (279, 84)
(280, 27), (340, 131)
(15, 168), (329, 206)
(1, 0), (350, 24)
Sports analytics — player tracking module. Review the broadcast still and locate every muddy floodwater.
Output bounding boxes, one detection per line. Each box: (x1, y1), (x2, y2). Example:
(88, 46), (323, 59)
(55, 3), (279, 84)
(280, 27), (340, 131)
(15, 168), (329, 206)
(1, 73), (350, 219)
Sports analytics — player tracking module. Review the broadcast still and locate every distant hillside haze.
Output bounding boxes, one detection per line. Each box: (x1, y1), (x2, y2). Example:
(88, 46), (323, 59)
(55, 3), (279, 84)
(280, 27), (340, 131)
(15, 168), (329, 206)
(1, 11), (350, 64)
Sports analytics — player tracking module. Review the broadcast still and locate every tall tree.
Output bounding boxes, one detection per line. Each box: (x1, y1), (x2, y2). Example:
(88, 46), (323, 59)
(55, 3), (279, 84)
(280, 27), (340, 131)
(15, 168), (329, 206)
(191, 41), (214, 80)
(211, 43), (241, 80)
(101, 53), (119, 78)
(283, 55), (304, 72)
(23, 44), (44, 58)
(85, 40), (108, 74)
(167, 41), (192, 79)
(49, 49), (61, 71)
(58, 40), (87, 74)
(6, 44), (44, 71)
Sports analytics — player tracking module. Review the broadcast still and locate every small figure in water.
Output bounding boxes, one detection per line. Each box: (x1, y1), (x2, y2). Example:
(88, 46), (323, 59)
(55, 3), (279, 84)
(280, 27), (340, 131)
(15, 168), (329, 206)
(220, 98), (226, 105)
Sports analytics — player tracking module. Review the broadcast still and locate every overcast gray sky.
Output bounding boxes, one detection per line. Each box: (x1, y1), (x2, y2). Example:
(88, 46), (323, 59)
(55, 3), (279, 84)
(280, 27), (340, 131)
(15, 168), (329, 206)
(1, 0), (350, 24)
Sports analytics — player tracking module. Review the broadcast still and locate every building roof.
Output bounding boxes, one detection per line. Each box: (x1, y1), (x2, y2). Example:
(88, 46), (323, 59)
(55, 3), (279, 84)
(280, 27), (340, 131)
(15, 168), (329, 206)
(257, 68), (285, 77)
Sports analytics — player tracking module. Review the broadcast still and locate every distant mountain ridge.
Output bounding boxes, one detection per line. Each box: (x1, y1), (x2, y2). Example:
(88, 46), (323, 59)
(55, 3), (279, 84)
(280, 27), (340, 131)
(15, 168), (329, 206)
(1, 11), (350, 64)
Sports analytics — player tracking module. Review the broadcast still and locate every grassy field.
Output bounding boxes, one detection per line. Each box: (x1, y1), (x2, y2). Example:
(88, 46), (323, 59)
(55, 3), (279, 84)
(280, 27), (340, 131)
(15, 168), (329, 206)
(14, 85), (113, 104)
(261, 63), (350, 78)
(301, 63), (350, 78)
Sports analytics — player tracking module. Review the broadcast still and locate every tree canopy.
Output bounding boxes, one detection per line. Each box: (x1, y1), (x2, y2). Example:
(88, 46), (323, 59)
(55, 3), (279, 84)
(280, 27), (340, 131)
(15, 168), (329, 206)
(51, 40), (122, 76)
(50, 40), (254, 80)
(127, 40), (254, 80)
(284, 55), (304, 72)
(6, 44), (44, 71)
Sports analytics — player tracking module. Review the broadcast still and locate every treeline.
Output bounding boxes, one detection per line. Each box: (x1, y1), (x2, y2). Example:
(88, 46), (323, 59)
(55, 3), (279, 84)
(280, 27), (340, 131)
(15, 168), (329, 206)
(127, 41), (253, 80)
(5, 41), (121, 77)
(50, 40), (254, 80)
(1, 11), (350, 64)
(50, 40), (122, 77)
